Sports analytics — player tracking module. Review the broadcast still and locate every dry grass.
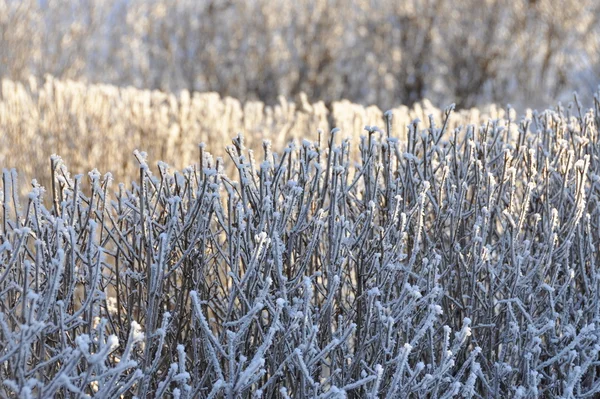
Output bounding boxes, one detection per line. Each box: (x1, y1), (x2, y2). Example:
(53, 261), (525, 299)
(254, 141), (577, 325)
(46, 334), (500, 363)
(1, 76), (508, 196)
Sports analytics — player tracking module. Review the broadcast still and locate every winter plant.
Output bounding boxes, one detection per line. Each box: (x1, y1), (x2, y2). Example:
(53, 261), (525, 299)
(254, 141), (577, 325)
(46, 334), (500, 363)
(1, 94), (600, 398)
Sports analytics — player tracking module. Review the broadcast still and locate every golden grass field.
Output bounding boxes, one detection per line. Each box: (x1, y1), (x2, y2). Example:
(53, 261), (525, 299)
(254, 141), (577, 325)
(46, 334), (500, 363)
(1, 76), (514, 193)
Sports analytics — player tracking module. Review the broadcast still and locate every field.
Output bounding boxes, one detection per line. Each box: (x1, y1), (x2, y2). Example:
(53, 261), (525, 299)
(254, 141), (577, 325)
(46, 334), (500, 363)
(0, 76), (498, 193)
(2, 0), (600, 398)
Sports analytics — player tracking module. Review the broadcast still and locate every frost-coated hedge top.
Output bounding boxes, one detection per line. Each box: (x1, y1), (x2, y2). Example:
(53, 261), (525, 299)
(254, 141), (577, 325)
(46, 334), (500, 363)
(1, 97), (600, 398)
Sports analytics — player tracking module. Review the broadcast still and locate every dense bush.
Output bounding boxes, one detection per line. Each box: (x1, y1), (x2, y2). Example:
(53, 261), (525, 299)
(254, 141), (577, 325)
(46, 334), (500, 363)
(1, 94), (600, 397)
(1, 0), (599, 108)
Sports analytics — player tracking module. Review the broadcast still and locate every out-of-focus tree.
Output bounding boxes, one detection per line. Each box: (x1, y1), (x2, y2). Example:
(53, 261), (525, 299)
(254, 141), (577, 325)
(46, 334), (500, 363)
(0, 0), (40, 81)
(0, 0), (598, 109)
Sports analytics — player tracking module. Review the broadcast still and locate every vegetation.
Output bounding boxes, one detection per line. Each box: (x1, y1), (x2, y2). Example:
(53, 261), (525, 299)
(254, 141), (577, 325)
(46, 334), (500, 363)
(1, 87), (600, 397)
(0, 76), (494, 194)
(1, 1), (600, 396)
(1, 0), (599, 108)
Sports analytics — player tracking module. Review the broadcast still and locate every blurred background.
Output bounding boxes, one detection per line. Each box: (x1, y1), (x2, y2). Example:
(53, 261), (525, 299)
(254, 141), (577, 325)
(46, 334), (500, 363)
(1, 0), (599, 110)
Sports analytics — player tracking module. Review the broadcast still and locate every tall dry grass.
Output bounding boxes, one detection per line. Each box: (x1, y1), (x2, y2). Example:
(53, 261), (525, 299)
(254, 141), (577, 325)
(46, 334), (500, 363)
(1, 76), (510, 195)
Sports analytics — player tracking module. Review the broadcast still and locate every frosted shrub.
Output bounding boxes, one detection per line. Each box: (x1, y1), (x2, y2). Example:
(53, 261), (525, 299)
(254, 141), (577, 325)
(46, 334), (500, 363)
(1, 95), (600, 397)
